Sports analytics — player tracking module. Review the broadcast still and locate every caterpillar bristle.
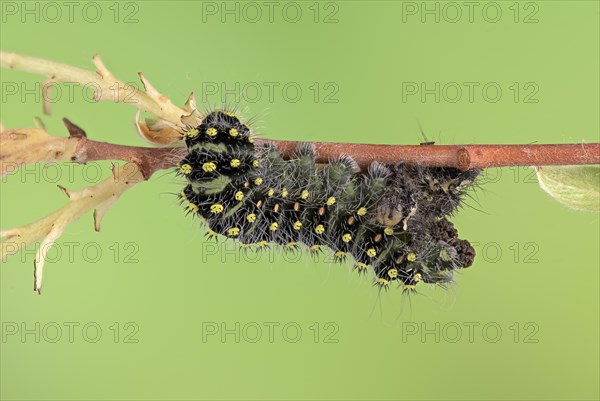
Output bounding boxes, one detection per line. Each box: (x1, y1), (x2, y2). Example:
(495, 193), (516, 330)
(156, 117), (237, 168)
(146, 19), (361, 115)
(330, 154), (360, 174)
(176, 109), (480, 293)
(367, 161), (392, 180)
(293, 142), (317, 160)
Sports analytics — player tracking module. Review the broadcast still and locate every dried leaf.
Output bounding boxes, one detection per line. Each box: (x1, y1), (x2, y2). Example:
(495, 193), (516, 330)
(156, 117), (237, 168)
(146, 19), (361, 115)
(134, 110), (181, 146)
(536, 165), (600, 212)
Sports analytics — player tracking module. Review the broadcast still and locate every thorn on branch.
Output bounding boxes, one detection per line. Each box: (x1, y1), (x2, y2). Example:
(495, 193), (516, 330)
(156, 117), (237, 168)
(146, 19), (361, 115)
(57, 185), (71, 198)
(92, 54), (114, 81)
(62, 117), (87, 138)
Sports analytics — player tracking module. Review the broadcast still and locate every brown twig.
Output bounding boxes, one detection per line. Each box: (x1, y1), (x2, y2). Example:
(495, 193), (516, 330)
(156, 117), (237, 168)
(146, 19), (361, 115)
(56, 118), (600, 174)
(68, 138), (600, 176)
(269, 141), (600, 170)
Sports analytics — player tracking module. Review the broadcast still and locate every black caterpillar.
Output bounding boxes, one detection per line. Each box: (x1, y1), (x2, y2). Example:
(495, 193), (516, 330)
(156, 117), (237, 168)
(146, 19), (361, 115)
(176, 110), (479, 291)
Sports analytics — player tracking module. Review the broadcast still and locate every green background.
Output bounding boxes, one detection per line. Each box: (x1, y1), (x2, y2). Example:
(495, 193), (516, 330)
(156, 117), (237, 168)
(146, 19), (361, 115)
(1, 1), (599, 400)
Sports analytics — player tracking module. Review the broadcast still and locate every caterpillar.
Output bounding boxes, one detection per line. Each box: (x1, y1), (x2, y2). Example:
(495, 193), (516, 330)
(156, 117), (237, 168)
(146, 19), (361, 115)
(176, 109), (480, 292)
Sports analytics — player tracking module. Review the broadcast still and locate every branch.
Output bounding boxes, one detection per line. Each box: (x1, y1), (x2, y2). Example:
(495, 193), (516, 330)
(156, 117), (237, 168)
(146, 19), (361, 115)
(3, 122), (598, 178)
(1, 163), (144, 293)
(83, 139), (597, 171)
(0, 118), (182, 179)
(2, 51), (598, 170)
(0, 50), (188, 146)
(0, 121), (149, 293)
(271, 141), (600, 170)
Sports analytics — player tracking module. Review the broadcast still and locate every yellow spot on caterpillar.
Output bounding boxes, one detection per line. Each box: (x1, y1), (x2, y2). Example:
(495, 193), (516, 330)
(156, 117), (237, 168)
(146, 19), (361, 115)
(342, 233), (352, 243)
(267, 188), (275, 197)
(202, 162), (217, 172)
(239, 243), (249, 248)
(186, 128), (199, 138)
(355, 262), (369, 270)
(180, 164), (192, 174)
(366, 248), (377, 258)
(269, 222), (279, 232)
(326, 196), (336, 206)
(225, 111), (235, 117)
(293, 221), (302, 230)
(357, 207), (367, 216)
(315, 224), (325, 235)
(281, 188), (289, 198)
(301, 189), (309, 200)
(235, 191), (244, 201)
(247, 213), (257, 223)
(377, 278), (389, 287)
(414, 273), (422, 282)
(229, 128), (238, 137)
(310, 245), (321, 252)
(252, 160), (259, 168)
(335, 251), (346, 259)
(210, 204), (224, 214)
(256, 241), (268, 248)
(388, 269), (398, 278)
(188, 203), (199, 213)
(384, 227), (394, 235)
(407, 252), (417, 262)
(286, 242), (297, 248)
(230, 159), (241, 168)
(206, 127), (218, 137)
(227, 227), (240, 237)
(405, 285), (416, 290)
(179, 191), (187, 201)
(254, 177), (263, 186)
(248, 136), (254, 143)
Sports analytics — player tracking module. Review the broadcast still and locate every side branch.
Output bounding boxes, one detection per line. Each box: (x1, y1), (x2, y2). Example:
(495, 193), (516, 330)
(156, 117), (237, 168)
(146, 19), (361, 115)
(0, 50), (188, 145)
(0, 119), (182, 179)
(1, 163), (144, 293)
